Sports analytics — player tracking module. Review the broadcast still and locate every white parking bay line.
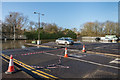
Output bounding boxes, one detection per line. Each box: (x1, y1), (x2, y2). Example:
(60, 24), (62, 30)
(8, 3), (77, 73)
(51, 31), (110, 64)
(115, 58), (120, 60)
(44, 52), (120, 70)
(109, 58), (120, 64)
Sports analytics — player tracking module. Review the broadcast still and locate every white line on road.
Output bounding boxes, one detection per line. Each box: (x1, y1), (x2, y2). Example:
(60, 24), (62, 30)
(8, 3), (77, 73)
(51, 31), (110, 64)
(109, 58), (120, 64)
(94, 44), (111, 49)
(94, 47), (101, 49)
(68, 57), (120, 69)
(44, 52), (120, 70)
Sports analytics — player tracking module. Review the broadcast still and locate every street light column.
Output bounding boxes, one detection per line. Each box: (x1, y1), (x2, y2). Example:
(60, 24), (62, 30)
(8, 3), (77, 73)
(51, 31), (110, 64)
(14, 24), (15, 41)
(38, 13), (40, 41)
(10, 14), (15, 41)
(34, 12), (44, 45)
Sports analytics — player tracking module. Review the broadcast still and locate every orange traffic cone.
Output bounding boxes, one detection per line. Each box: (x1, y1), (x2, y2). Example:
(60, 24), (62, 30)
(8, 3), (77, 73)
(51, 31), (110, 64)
(64, 48), (68, 58)
(5, 55), (15, 74)
(82, 45), (86, 53)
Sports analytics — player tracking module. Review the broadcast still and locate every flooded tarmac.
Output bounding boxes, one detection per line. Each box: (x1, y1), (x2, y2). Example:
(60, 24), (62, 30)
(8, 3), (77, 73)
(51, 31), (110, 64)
(2, 40), (56, 50)
(2, 40), (27, 50)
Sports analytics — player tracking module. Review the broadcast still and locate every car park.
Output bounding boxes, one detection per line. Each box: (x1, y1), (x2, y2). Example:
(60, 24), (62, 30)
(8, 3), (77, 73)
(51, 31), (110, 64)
(56, 37), (74, 45)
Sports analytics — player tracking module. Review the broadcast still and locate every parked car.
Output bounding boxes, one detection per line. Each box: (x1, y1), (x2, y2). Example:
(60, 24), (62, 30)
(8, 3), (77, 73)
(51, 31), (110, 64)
(56, 37), (74, 45)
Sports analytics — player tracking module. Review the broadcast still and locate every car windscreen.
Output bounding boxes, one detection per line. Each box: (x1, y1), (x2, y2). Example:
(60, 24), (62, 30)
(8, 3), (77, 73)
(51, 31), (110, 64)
(58, 38), (63, 40)
(65, 39), (70, 41)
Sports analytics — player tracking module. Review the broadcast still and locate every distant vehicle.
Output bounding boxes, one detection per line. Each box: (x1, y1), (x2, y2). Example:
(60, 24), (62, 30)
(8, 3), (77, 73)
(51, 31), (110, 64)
(56, 37), (74, 45)
(105, 35), (118, 41)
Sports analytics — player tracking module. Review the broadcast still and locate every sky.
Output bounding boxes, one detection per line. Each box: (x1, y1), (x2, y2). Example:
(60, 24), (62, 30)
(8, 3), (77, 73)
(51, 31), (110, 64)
(2, 2), (118, 30)
(1, 0), (120, 2)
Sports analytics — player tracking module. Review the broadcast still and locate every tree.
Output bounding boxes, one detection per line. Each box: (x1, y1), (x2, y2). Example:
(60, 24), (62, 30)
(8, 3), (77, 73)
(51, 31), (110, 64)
(80, 21), (120, 37)
(3, 12), (28, 38)
(62, 29), (77, 39)
(44, 23), (59, 34)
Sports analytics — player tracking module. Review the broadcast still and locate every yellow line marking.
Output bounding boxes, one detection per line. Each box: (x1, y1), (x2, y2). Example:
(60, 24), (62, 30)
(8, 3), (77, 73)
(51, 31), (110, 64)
(2, 58), (9, 63)
(15, 60), (54, 77)
(2, 54), (58, 79)
(36, 70), (58, 79)
(15, 60), (54, 78)
(32, 71), (50, 79)
(14, 60), (35, 69)
(2, 55), (32, 69)
(112, 49), (117, 50)
(22, 66), (31, 70)
(2, 57), (34, 78)
(13, 59), (51, 72)
(87, 51), (120, 57)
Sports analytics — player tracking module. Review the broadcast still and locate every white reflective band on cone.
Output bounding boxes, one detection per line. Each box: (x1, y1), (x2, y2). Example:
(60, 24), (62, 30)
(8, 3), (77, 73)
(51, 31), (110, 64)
(9, 59), (14, 66)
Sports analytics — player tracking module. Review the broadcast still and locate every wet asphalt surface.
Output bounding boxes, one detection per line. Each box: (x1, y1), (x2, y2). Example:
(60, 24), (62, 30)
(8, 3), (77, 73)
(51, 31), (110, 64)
(2, 59), (33, 79)
(2, 42), (120, 79)
(42, 42), (120, 55)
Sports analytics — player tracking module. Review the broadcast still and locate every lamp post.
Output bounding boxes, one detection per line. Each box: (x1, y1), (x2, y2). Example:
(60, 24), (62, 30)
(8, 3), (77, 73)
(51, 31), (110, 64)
(10, 15), (15, 41)
(34, 12), (44, 44)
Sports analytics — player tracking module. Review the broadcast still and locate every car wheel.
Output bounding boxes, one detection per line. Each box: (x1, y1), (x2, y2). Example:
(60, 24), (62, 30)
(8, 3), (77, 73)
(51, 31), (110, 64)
(65, 42), (67, 45)
(56, 42), (59, 45)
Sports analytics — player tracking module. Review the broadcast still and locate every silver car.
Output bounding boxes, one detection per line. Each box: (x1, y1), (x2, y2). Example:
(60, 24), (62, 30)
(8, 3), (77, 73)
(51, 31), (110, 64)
(56, 37), (74, 45)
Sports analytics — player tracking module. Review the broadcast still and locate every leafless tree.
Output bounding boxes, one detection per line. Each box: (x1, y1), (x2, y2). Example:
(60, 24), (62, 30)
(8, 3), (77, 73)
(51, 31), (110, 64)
(3, 12), (28, 38)
(80, 21), (120, 37)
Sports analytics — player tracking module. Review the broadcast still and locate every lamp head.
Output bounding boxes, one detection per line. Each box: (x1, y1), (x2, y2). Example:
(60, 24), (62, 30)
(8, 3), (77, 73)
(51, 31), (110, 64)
(41, 14), (44, 16)
(34, 12), (37, 14)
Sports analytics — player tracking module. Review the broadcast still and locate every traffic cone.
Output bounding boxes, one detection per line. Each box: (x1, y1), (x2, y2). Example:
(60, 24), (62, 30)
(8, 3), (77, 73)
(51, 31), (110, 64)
(64, 48), (68, 58)
(82, 45), (86, 53)
(112, 39), (115, 43)
(5, 55), (15, 74)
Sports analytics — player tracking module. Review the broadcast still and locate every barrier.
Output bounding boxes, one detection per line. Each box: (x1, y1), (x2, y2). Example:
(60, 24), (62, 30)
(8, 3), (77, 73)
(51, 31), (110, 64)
(11, 48), (64, 56)
(19, 56), (69, 69)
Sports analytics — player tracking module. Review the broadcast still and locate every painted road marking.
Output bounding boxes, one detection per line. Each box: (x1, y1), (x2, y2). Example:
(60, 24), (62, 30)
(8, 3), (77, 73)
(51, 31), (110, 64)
(36, 70), (58, 79)
(94, 45), (111, 49)
(69, 54), (86, 58)
(43, 52), (120, 70)
(112, 49), (118, 50)
(2, 58), (9, 63)
(68, 57), (120, 69)
(2, 54), (58, 79)
(2, 54), (52, 79)
(109, 58), (120, 64)
(68, 49), (79, 52)
(2, 57), (34, 78)
(94, 47), (101, 49)
(32, 71), (50, 79)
